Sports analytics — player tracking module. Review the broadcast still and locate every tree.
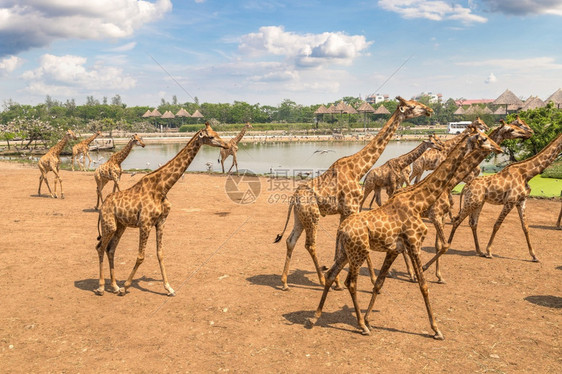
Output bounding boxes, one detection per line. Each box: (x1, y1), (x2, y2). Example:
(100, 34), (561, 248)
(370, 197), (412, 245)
(111, 94), (122, 106)
(502, 102), (562, 161)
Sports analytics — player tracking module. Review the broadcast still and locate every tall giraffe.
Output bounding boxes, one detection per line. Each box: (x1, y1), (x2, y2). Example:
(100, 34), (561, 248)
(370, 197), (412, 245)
(219, 122), (252, 173)
(94, 134), (146, 210)
(94, 123), (227, 296)
(274, 97), (433, 291)
(360, 134), (444, 210)
(420, 117), (533, 283)
(306, 129), (500, 338)
(448, 132), (562, 261)
(71, 130), (102, 171)
(37, 129), (77, 199)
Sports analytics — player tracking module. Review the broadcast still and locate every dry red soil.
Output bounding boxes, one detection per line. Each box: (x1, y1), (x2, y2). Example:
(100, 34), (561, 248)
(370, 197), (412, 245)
(0, 161), (560, 372)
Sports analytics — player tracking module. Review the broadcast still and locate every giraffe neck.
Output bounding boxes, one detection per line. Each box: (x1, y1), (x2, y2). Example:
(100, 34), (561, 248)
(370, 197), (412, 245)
(442, 131), (466, 153)
(403, 132), (471, 212)
(507, 133), (562, 181)
(143, 131), (203, 197)
(342, 110), (405, 179)
(50, 134), (71, 156)
(231, 126), (249, 145)
(392, 141), (433, 170)
(110, 139), (136, 166)
(445, 126), (505, 187)
(82, 132), (100, 146)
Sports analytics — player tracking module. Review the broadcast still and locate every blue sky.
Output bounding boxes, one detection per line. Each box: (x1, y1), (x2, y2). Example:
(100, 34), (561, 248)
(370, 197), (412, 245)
(1, 0), (561, 107)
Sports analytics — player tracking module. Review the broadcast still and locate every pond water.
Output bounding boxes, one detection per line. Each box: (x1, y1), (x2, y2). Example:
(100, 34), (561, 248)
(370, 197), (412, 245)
(5, 139), (499, 176)
(87, 140), (424, 175)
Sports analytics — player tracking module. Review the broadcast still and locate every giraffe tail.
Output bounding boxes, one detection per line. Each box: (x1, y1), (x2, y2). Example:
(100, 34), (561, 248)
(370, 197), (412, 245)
(96, 211), (102, 245)
(274, 198), (294, 243)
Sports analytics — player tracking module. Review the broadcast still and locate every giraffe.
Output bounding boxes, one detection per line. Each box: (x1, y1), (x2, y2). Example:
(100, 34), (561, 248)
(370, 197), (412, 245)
(94, 134), (146, 210)
(274, 97), (433, 291)
(94, 123), (227, 296)
(448, 132), (562, 261)
(360, 134), (444, 210)
(71, 130), (102, 171)
(306, 129), (500, 338)
(420, 117), (533, 283)
(219, 122), (252, 173)
(37, 129), (77, 199)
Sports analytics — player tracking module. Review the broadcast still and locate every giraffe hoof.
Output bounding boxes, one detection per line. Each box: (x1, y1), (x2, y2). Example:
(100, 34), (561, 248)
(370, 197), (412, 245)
(361, 327), (371, 336)
(332, 285), (344, 291)
(117, 288), (127, 296)
(532, 257), (539, 263)
(94, 288), (104, 296)
(281, 284), (290, 291)
(484, 254), (493, 259)
(437, 279), (446, 284)
(167, 291), (176, 297)
(305, 318), (316, 329)
(433, 331), (445, 340)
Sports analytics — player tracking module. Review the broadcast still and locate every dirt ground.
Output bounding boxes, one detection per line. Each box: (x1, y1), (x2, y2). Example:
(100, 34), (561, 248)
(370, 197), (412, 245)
(0, 161), (560, 373)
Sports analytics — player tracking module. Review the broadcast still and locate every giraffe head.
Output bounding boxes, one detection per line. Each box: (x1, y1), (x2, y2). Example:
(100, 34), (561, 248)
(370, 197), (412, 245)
(245, 122), (253, 129)
(396, 96), (433, 119)
(426, 133), (445, 151)
(200, 122), (228, 148)
(471, 117), (489, 132)
(510, 116), (534, 139)
(96, 130), (102, 136)
(132, 134), (146, 148)
(467, 129), (503, 154)
(498, 118), (534, 141)
(66, 129), (78, 140)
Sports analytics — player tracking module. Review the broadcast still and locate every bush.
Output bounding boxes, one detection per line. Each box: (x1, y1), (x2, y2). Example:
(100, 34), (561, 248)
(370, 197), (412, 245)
(179, 124), (202, 132)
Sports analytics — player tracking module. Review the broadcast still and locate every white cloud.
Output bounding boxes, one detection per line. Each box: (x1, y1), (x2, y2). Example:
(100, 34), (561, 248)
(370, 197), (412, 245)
(457, 57), (562, 70)
(0, 0), (172, 57)
(0, 55), (22, 74)
(238, 26), (372, 68)
(21, 54), (136, 95)
(485, 72), (496, 84)
(108, 42), (137, 52)
(378, 0), (487, 24)
(479, 0), (562, 16)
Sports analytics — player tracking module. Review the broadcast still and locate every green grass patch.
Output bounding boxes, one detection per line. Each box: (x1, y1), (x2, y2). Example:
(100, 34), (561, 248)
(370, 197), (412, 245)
(542, 159), (562, 179)
(452, 173), (562, 198)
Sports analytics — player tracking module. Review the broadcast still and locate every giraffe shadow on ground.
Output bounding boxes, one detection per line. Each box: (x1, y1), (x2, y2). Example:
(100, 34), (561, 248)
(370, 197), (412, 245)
(246, 269), (322, 291)
(82, 208), (98, 213)
(30, 194), (57, 199)
(283, 305), (431, 338)
(556, 266), (562, 271)
(529, 224), (561, 231)
(74, 275), (167, 296)
(524, 295), (562, 309)
(420, 245), (475, 257)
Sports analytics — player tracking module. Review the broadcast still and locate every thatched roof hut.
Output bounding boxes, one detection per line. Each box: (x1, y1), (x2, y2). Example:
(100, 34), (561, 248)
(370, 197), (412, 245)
(357, 101), (375, 113)
(142, 109), (152, 118)
(314, 105), (329, 114)
(191, 110), (204, 118)
(161, 110), (175, 119)
(151, 109), (162, 117)
(344, 104), (358, 114)
(176, 108), (191, 117)
(545, 88), (562, 108)
(453, 106), (465, 115)
(521, 96), (545, 111)
(373, 105), (391, 114)
(493, 89), (523, 109)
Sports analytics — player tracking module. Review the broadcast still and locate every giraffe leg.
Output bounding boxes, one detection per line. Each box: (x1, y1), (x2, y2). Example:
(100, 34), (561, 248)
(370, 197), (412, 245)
(557, 200), (562, 229)
(365, 254), (377, 287)
(516, 201), (538, 262)
(52, 168), (64, 199)
(227, 153), (237, 174)
(85, 153), (92, 170)
(95, 178), (108, 210)
(304, 219), (328, 289)
(423, 216), (449, 283)
(469, 206), (485, 256)
(364, 250), (399, 330)
(305, 245), (348, 329)
(155, 220), (176, 296)
(447, 191), (455, 222)
(221, 156), (225, 173)
(408, 247), (444, 340)
(374, 187), (382, 207)
(71, 154), (76, 171)
(106, 224), (126, 293)
(95, 218), (117, 296)
(281, 211), (304, 291)
(484, 203), (515, 259)
(346, 257), (371, 335)
(359, 185), (371, 211)
(401, 252), (415, 282)
(119, 226), (151, 296)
